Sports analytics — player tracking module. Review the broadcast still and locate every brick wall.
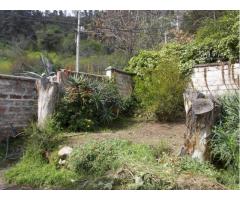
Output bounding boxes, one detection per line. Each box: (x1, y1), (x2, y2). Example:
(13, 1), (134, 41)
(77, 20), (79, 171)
(0, 74), (37, 141)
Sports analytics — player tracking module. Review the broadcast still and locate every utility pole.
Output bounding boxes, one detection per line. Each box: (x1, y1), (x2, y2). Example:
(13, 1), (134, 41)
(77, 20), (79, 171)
(164, 31), (167, 44)
(176, 15), (179, 31)
(76, 11), (80, 72)
(213, 11), (216, 21)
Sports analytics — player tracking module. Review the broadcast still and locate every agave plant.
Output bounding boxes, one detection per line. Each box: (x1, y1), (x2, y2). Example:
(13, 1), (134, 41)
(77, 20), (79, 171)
(54, 74), (124, 131)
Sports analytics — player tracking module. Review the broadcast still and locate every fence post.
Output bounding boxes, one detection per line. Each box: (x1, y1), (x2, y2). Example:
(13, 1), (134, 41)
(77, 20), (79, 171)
(105, 66), (114, 79)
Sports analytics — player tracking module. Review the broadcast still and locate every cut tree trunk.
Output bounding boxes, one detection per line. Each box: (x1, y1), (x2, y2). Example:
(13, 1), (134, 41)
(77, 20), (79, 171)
(181, 91), (220, 161)
(36, 76), (59, 128)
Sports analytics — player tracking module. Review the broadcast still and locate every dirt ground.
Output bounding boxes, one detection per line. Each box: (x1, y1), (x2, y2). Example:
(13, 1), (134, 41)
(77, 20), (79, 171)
(66, 119), (186, 155)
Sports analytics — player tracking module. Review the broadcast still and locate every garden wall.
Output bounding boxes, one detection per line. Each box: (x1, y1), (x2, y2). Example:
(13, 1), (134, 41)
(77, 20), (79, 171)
(182, 62), (239, 161)
(0, 74), (37, 141)
(58, 67), (135, 97)
(184, 62), (240, 113)
(189, 62), (239, 96)
(105, 66), (135, 97)
(0, 68), (134, 141)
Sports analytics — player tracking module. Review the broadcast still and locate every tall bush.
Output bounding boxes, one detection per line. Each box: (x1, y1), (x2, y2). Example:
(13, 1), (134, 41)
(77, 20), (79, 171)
(126, 50), (187, 121)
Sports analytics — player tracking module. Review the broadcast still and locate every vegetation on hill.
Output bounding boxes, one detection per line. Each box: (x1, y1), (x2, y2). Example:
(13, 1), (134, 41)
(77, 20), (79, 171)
(1, 10), (237, 75)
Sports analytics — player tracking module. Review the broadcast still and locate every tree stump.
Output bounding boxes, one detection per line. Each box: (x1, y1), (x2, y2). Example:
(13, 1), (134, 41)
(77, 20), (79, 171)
(181, 91), (220, 161)
(36, 76), (59, 128)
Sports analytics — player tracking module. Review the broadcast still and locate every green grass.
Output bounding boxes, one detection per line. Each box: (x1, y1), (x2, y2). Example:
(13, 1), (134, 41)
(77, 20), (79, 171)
(4, 138), (233, 190)
(3, 119), (236, 190)
(5, 149), (78, 189)
(0, 48), (127, 75)
(68, 139), (221, 189)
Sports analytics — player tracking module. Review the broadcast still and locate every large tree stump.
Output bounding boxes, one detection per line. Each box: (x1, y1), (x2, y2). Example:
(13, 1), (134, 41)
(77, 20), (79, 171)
(181, 91), (220, 161)
(36, 76), (59, 128)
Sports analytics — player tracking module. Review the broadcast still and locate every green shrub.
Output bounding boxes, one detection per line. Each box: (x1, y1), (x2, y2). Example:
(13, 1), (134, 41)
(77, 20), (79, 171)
(4, 120), (77, 189)
(54, 75), (125, 131)
(24, 119), (62, 153)
(120, 95), (138, 117)
(210, 92), (239, 170)
(68, 139), (222, 189)
(68, 139), (155, 176)
(126, 51), (187, 121)
(5, 150), (77, 189)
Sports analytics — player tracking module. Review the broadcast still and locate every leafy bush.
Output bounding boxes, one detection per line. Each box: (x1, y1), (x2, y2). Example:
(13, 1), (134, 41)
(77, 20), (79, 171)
(194, 11), (239, 63)
(178, 11), (239, 66)
(54, 75), (125, 131)
(126, 50), (187, 121)
(120, 95), (138, 117)
(210, 92), (239, 170)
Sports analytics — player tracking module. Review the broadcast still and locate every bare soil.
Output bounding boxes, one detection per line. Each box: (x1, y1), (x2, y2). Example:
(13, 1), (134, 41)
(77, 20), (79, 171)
(66, 119), (186, 155)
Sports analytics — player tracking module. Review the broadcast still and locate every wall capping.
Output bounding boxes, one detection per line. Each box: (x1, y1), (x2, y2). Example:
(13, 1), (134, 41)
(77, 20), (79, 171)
(0, 74), (37, 82)
(193, 62), (238, 68)
(105, 66), (136, 76)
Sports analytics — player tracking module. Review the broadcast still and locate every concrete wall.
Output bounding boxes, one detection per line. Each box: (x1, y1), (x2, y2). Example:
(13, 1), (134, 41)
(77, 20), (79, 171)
(105, 67), (135, 97)
(189, 62), (239, 96)
(58, 68), (135, 98)
(0, 74), (37, 141)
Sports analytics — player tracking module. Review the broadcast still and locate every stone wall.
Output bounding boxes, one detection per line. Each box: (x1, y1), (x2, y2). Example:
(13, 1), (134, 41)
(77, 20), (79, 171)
(0, 74), (37, 141)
